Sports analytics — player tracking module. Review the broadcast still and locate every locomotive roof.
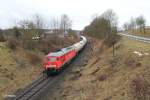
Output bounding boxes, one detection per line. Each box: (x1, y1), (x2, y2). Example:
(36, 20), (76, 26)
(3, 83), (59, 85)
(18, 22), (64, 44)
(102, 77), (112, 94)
(47, 51), (64, 57)
(47, 46), (74, 57)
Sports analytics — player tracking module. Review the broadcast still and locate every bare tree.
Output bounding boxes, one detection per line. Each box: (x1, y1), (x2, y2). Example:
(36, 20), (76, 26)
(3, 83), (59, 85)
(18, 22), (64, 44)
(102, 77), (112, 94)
(84, 9), (120, 57)
(102, 9), (119, 57)
(123, 17), (136, 32)
(50, 17), (60, 33)
(34, 15), (44, 29)
(17, 14), (46, 49)
(32, 14), (45, 37)
(19, 14), (45, 35)
(12, 27), (21, 39)
(123, 22), (129, 31)
(102, 9), (118, 27)
(130, 17), (136, 32)
(136, 15), (146, 33)
(60, 14), (72, 34)
(19, 20), (34, 29)
(102, 9), (118, 39)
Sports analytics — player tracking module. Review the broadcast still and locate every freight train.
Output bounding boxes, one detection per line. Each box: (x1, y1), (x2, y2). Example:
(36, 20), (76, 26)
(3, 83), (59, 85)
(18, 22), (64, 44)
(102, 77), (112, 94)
(43, 36), (87, 76)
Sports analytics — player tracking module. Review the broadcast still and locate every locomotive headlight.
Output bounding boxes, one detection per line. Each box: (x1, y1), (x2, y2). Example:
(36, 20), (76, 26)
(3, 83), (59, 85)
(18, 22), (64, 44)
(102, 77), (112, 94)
(46, 65), (56, 68)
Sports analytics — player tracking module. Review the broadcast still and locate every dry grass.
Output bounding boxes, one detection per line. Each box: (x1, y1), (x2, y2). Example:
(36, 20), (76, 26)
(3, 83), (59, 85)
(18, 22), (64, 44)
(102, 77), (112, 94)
(0, 35), (5, 42)
(6, 37), (20, 50)
(0, 42), (42, 100)
(129, 28), (150, 37)
(130, 75), (150, 100)
(26, 51), (42, 65)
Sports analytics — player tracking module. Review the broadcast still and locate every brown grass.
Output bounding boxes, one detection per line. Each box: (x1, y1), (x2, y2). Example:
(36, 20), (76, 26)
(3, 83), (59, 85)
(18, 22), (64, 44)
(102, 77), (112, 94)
(6, 37), (20, 50)
(98, 74), (107, 81)
(124, 55), (142, 68)
(27, 51), (42, 65)
(0, 42), (42, 99)
(0, 36), (5, 42)
(129, 28), (150, 37)
(130, 75), (150, 100)
(124, 55), (136, 66)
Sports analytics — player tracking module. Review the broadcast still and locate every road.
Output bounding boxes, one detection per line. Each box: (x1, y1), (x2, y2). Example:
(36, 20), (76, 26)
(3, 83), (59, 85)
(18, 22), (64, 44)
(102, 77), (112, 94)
(118, 32), (150, 43)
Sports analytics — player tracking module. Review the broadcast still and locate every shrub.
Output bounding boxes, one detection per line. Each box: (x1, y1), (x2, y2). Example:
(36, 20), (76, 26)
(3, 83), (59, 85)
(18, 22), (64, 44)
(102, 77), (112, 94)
(0, 30), (5, 42)
(125, 55), (137, 66)
(0, 35), (5, 42)
(12, 27), (22, 39)
(124, 55), (141, 68)
(7, 37), (20, 50)
(38, 34), (77, 54)
(130, 76), (150, 100)
(38, 35), (59, 54)
(104, 33), (121, 47)
(98, 74), (107, 81)
(27, 52), (42, 65)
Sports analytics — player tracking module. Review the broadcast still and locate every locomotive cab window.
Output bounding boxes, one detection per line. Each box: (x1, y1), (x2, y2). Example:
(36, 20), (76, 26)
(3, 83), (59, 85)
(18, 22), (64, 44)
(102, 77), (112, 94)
(49, 57), (57, 62)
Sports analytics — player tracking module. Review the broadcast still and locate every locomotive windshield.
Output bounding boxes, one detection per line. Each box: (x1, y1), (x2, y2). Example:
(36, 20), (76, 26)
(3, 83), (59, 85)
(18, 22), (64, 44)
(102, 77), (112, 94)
(48, 57), (57, 62)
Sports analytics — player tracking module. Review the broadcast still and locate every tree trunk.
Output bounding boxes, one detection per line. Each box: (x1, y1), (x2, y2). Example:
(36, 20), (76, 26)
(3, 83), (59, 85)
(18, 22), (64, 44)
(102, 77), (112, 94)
(143, 26), (146, 34)
(113, 44), (115, 58)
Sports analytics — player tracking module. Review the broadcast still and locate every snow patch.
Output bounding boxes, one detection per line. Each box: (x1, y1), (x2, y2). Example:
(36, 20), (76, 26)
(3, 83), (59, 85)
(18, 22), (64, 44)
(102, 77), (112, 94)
(133, 51), (149, 57)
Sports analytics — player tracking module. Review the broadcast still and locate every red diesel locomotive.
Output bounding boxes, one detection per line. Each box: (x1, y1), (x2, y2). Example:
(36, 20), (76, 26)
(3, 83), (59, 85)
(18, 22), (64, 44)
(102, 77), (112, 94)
(43, 36), (87, 76)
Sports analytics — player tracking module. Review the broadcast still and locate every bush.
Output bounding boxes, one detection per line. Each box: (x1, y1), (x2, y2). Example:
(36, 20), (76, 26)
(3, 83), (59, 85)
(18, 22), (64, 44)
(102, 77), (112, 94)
(27, 52), (42, 65)
(0, 35), (5, 42)
(23, 39), (38, 50)
(38, 34), (77, 54)
(7, 37), (20, 50)
(0, 30), (5, 42)
(104, 33), (121, 47)
(12, 27), (22, 39)
(98, 74), (107, 81)
(124, 55), (141, 68)
(130, 76), (150, 100)
(38, 35), (59, 54)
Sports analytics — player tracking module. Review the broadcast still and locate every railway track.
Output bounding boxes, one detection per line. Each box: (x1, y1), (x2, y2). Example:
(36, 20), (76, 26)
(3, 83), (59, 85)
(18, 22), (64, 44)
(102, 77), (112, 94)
(10, 75), (52, 100)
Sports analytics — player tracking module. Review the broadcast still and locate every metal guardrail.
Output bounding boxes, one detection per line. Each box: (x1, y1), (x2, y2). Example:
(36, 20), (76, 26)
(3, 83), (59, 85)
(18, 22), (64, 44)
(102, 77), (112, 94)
(118, 33), (150, 44)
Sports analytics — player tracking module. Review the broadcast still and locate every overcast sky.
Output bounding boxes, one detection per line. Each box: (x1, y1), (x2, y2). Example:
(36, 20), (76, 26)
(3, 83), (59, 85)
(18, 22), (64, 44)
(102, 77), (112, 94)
(0, 0), (149, 30)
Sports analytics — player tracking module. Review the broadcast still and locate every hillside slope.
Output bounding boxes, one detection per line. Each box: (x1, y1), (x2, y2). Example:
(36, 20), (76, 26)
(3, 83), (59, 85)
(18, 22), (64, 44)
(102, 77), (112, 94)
(0, 42), (42, 99)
